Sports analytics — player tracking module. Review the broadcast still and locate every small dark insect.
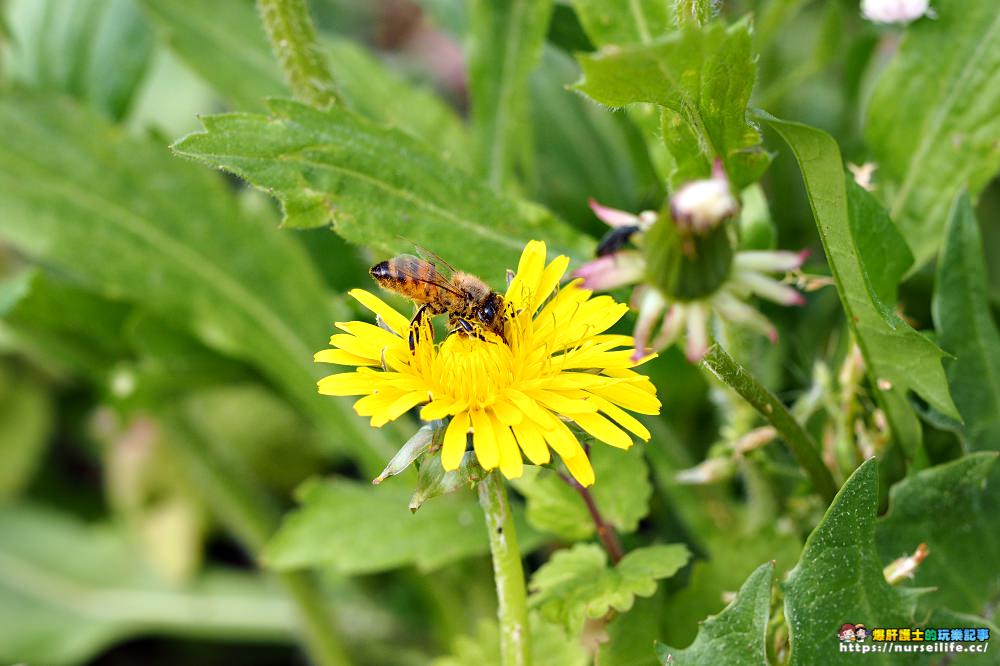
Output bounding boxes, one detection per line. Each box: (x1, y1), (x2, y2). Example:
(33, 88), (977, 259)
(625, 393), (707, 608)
(370, 249), (506, 350)
(595, 224), (641, 257)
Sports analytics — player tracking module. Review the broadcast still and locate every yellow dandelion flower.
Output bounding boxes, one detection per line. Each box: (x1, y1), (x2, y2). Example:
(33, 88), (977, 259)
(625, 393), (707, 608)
(315, 241), (660, 487)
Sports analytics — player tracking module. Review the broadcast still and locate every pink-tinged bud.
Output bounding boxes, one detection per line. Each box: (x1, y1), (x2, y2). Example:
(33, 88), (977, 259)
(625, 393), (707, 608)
(572, 251), (645, 291)
(883, 543), (929, 584)
(861, 0), (932, 24)
(734, 250), (809, 273)
(736, 271), (806, 306)
(685, 303), (710, 362)
(670, 161), (739, 235)
(632, 288), (666, 361)
(713, 290), (776, 339)
(675, 457), (734, 484)
(588, 198), (641, 228)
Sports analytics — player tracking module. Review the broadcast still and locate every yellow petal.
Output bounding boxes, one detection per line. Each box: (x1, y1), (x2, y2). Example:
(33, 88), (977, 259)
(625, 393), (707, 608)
(490, 411), (523, 479)
(505, 240), (547, 309)
(591, 383), (661, 415)
(561, 450), (595, 487)
(512, 421), (550, 465)
(587, 396), (651, 441)
(420, 397), (466, 421)
(539, 416), (582, 459)
(328, 333), (386, 361)
(314, 349), (379, 367)
(525, 389), (599, 415)
(442, 411), (470, 470)
(349, 289), (411, 336)
(371, 390), (429, 427)
(531, 255), (570, 313)
(470, 409), (499, 470)
(317, 372), (376, 396)
(572, 412), (634, 449)
(491, 397), (524, 426)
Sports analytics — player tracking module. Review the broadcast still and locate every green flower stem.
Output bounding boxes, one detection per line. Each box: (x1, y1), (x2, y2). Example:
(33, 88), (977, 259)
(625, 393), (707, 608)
(256, 0), (338, 107)
(701, 343), (838, 503)
(478, 470), (531, 666)
(167, 411), (351, 666)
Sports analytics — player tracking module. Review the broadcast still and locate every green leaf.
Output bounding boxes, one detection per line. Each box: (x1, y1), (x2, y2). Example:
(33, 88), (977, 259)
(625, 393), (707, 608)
(5, 0), (153, 120)
(265, 478), (505, 574)
(325, 38), (471, 168)
(0, 503), (322, 665)
(139, 0), (286, 110)
(575, 19), (770, 190)
(173, 98), (591, 283)
(783, 459), (922, 665)
(656, 561), (773, 666)
(513, 444), (652, 541)
(875, 453), (1000, 616)
(528, 46), (663, 228)
(0, 269), (131, 379)
(529, 543), (689, 633)
(661, 526), (801, 649)
(598, 592), (663, 666)
(761, 114), (959, 464)
(142, 0), (472, 160)
(433, 613), (587, 666)
(865, 0), (1000, 267)
(0, 362), (52, 500)
(933, 196), (1000, 452)
(571, 0), (674, 46)
(467, 0), (554, 187)
(0, 92), (395, 473)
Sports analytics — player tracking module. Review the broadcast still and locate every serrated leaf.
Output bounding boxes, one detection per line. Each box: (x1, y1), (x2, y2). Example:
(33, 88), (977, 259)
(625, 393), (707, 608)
(142, 0), (472, 162)
(173, 99), (591, 284)
(139, 0), (285, 110)
(875, 453), (1000, 616)
(0, 92), (394, 473)
(761, 114), (958, 464)
(572, 0), (674, 46)
(5, 0), (154, 120)
(656, 561), (773, 666)
(865, 0), (1000, 268)
(933, 196), (1000, 452)
(468, 0), (554, 187)
(783, 459), (922, 665)
(264, 477), (530, 575)
(0, 503), (321, 665)
(513, 445), (652, 541)
(575, 19), (770, 190)
(529, 543), (689, 633)
(432, 613), (587, 666)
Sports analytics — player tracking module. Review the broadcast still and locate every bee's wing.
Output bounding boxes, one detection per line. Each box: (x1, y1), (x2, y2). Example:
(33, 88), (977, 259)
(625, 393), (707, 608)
(398, 240), (457, 276)
(391, 256), (464, 297)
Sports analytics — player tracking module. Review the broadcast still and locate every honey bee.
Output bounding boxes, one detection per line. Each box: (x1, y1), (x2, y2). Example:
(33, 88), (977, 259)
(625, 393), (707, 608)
(370, 250), (507, 349)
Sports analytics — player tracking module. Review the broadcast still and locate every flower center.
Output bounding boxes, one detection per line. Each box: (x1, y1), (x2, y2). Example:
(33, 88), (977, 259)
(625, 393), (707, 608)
(423, 331), (517, 410)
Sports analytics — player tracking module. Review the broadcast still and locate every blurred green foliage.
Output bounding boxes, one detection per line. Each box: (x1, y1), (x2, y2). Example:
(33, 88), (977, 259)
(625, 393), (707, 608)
(0, 0), (998, 664)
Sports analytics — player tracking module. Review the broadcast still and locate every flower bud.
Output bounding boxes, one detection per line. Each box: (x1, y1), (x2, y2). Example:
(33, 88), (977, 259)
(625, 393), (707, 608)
(669, 160), (739, 235)
(861, 0), (932, 24)
(883, 543), (929, 584)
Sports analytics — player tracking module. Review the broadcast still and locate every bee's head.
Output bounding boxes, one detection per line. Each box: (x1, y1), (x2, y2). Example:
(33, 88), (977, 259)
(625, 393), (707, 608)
(478, 293), (507, 338)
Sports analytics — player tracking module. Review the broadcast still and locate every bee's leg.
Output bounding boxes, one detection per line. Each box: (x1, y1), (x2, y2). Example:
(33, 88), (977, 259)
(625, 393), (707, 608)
(409, 304), (433, 352)
(449, 317), (475, 337)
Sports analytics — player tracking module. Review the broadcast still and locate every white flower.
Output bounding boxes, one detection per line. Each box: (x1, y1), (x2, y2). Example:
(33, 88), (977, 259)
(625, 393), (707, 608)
(861, 0), (932, 24)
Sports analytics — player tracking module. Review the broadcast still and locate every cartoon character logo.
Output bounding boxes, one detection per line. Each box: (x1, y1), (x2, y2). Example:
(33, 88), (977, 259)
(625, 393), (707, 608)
(854, 624), (868, 642)
(839, 623), (857, 642)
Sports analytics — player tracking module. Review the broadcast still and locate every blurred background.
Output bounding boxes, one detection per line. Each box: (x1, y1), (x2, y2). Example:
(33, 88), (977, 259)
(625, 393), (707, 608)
(0, 0), (997, 664)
